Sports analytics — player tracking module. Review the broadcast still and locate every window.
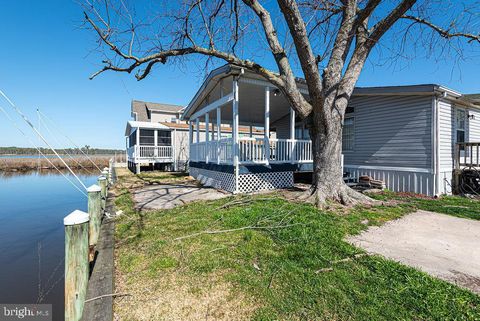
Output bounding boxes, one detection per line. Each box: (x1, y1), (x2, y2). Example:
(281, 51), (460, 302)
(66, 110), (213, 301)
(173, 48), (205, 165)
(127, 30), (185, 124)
(456, 109), (466, 143)
(157, 130), (172, 146)
(139, 129), (155, 146)
(129, 130), (136, 147)
(342, 117), (354, 151)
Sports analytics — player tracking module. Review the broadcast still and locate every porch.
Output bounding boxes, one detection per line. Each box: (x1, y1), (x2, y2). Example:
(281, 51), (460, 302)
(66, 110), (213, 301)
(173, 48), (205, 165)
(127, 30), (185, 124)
(183, 66), (320, 193)
(125, 121), (175, 173)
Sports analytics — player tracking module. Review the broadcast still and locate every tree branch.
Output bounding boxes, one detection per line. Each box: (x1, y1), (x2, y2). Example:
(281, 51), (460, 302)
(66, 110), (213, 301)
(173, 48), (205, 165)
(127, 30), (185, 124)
(277, 0), (323, 101)
(401, 14), (480, 43)
(242, 0), (312, 118)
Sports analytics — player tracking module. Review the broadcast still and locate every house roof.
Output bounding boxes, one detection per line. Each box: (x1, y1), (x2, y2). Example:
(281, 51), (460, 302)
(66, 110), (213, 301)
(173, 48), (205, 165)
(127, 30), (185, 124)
(182, 64), (471, 121)
(131, 100), (184, 122)
(125, 120), (171, 136)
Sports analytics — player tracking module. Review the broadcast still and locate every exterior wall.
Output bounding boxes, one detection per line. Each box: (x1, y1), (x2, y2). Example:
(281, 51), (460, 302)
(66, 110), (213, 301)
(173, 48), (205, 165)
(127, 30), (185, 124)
(344, 165), (435, 196)
(344, 95), (433, 169)
(437, 99), (454, 194)
(437, 100), (480, 194)
(271, 114), (290, 139)
(173, 129), (190, 171)
(150, 111), (180, 123)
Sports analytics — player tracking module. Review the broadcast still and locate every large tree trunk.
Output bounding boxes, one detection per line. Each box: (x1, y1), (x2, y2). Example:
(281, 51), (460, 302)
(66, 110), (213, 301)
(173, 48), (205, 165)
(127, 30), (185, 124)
(303, 100), (372, 207)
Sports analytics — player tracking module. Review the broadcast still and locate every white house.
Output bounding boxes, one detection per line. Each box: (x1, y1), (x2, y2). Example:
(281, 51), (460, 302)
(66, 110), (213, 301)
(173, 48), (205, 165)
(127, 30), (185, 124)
(181, 64), (480, 196)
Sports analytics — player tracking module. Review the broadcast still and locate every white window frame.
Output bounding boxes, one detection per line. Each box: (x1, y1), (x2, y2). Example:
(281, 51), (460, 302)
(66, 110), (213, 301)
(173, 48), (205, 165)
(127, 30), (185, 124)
(342, 115), (355, 152)
(454, 107), (469, 156)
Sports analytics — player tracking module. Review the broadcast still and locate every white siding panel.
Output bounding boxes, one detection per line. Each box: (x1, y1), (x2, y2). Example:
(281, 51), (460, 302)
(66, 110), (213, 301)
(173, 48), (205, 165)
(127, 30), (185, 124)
(437, 100), (453, 172)
(468, 108), (480, 142)
(344, 166), (435, 196)
(344, 95), (433, 169)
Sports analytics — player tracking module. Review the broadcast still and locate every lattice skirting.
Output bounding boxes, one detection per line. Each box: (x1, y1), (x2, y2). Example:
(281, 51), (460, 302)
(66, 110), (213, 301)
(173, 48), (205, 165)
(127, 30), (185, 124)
(190, 167), (236, 192)
(190, 167), (294, 193)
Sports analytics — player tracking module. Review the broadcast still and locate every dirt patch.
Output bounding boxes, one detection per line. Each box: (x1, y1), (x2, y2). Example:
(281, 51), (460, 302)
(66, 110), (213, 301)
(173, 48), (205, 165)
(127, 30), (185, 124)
(114, 269), (257, 321)
(348, 210), (480, 294)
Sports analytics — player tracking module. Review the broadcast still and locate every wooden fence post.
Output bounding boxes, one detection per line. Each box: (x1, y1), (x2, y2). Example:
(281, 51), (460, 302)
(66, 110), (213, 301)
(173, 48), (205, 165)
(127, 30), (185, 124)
(64, 210), (89, 321)
(98, 176), (107, 210)
(87, 184), (102, 251)
(102, 169), (109, 185)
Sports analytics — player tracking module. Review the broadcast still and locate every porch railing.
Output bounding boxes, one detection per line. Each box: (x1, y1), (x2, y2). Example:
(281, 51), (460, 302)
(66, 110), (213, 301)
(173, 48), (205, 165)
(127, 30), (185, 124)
(190, 137), (313, 165)
(127, 145), (173, 161)
(455, 142), (480, 168)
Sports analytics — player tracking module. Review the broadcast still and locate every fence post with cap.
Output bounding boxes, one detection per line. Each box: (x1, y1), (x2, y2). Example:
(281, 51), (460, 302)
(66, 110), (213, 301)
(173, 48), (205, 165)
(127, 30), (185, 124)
(64, 210), (89, 321)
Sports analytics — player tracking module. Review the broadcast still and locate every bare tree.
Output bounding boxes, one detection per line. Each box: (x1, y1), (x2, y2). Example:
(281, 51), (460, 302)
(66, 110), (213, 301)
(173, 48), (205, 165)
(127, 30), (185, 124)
(83, 0), (480, 207)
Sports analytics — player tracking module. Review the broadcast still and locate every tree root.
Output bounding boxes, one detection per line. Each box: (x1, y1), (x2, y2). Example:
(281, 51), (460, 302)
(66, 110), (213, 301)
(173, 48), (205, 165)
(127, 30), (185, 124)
(301, 182), (377, 208)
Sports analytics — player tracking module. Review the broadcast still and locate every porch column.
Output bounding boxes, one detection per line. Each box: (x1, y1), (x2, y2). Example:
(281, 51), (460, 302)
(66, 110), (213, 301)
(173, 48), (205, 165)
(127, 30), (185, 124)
(136, 127), (140, 162)
(233, 77), (239, 167)
(205, 113), (210, 164)
(154, 129), (158, 157)
(290, 107), (295, 163)
(264, 87), (270, 164)
(195, 118), (200, 143)
(217, 107), (221, 164)
(188, 121), (193, 162)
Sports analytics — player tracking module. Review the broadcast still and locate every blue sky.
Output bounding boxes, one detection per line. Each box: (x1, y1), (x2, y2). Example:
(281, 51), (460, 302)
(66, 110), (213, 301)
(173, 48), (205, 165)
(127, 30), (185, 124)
(0, 0), (479, 149)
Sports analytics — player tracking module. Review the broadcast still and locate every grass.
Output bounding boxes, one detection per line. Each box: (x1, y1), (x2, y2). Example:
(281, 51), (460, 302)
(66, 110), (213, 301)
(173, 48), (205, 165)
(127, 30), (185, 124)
(367, 190), (480, 221)
(0, 155), (114, 172)
(112, 170), (480, 320)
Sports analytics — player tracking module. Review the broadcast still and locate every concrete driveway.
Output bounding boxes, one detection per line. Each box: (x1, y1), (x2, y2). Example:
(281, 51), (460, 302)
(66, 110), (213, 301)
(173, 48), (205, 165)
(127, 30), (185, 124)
(132, 183), (229, 211)
(348, 210), (480, 294)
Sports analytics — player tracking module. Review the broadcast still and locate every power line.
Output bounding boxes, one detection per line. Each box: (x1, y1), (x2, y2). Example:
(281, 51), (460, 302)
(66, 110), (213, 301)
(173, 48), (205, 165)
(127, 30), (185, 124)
(0, 89), (88, 191)
(37, 109), (103, 173)
(0, 104), (87, 197)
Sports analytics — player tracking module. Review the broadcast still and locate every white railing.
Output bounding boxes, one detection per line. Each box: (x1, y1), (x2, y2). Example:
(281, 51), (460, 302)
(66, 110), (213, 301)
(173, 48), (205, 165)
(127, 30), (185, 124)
(128, 145), (173, 161)
(190, 138), (313, 165)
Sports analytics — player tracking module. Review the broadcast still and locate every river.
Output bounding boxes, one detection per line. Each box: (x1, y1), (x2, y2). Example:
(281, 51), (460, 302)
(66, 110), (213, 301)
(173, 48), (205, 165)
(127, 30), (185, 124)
(0, 170), (98, 321)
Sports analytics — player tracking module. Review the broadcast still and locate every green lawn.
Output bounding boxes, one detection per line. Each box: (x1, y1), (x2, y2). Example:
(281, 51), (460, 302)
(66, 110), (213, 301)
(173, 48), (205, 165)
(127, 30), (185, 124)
(368, 190), (480, 221)
(113, 173), (480, 320)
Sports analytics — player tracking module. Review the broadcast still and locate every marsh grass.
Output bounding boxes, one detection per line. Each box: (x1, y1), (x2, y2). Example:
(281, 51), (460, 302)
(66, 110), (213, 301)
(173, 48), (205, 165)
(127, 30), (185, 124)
(112, 171), (480, 320)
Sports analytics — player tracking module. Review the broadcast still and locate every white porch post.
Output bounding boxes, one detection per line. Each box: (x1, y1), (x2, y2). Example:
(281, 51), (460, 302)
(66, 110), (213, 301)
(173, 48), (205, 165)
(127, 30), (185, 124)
(154, 129), (158, 157)
(195, 118), (200, 143)
(265, 87), (270, 164)
(136, 127), (140, 161)
(233, 77), (239, 192)
(205, 113), (210, 164)
(217, 107), (221, 164)
(188, 121), (193, 162)
(290, 107), (295, 163)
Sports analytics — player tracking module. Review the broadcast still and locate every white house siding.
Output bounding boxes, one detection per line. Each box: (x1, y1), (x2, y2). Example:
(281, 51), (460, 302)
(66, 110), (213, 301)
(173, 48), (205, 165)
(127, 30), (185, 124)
(342, 95), (434, 195)
(271, 114), (290, 139)
(437, 101), (480, 194)
(437, 99), (454, 194)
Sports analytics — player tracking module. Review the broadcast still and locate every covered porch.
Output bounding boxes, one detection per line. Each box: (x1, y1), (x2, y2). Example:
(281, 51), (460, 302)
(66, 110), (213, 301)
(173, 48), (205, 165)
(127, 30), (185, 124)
(125, 121), (174, 173)
(183, 66), (318, 193)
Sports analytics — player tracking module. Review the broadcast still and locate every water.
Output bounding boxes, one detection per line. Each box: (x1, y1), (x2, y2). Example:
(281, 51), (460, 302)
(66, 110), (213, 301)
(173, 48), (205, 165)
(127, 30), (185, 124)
(0, 171), (98, 321)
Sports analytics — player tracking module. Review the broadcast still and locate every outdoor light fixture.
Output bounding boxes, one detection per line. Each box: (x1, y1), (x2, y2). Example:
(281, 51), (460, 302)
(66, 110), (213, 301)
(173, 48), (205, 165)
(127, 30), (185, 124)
(273, 89), (281, 96)
(469, 113), (475, 120)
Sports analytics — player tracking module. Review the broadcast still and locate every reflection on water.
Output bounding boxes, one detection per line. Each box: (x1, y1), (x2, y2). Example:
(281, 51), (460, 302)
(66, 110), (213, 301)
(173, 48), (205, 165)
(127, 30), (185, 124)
(0, 169), (97, 179)
(0, 171), (97, 321)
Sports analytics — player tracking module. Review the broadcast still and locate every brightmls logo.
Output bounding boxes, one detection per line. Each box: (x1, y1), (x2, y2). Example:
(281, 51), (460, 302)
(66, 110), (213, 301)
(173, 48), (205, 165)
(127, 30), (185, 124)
(0, 305), (51, 321)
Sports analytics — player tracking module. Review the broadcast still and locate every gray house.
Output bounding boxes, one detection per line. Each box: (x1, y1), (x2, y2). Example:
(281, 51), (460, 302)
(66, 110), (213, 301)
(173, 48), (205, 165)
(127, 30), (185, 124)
(181, 64), (480, 196)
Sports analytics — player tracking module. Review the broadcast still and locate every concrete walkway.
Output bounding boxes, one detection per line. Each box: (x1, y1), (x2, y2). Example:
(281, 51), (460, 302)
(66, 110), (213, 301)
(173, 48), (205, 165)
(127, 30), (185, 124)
(348, 210), (480, 294)
(132, 183), (229, 211)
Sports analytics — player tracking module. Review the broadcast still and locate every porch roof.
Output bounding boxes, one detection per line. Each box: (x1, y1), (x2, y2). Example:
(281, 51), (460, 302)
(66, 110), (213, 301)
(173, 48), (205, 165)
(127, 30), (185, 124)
(125, 121), (171, 136)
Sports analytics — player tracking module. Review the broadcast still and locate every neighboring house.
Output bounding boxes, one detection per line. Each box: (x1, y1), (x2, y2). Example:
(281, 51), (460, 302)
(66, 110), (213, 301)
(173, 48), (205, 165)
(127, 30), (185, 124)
(125, 99), (263, 173)
(181, 64), (480, 195)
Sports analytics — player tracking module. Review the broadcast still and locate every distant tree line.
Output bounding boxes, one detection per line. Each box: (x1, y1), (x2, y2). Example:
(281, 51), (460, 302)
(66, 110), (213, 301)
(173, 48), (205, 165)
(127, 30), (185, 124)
(0, 146), (124, 155)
